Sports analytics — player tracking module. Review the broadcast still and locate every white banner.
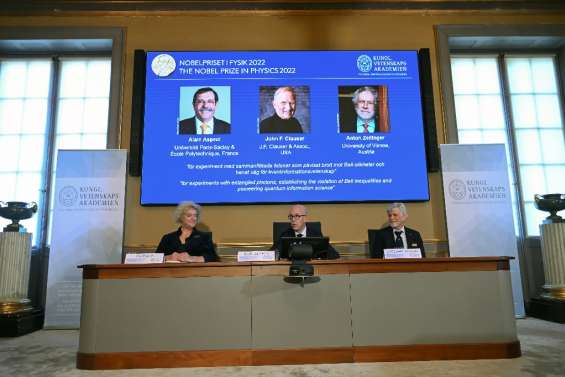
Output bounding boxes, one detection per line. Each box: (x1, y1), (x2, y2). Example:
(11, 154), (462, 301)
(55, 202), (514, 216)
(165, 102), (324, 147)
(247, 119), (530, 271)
(45, 150), (127, 328)
(440, 144), (525, 317)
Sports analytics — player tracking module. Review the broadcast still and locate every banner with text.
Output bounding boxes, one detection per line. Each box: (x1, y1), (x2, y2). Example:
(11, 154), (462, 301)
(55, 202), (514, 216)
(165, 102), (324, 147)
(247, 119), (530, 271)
(44, 150), (127, 328)
(440, 143), (525, 317)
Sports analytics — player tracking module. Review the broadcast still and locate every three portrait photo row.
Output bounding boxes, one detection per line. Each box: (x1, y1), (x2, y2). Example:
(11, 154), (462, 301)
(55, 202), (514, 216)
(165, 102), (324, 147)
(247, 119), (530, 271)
(178, 85), (391, 135)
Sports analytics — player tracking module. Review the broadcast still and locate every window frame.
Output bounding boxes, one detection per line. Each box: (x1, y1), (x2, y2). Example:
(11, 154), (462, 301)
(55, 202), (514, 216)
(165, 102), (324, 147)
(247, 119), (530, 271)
(436, 24), (565, 146)
(0, 27), (124, 149)
(436, 24), (565, 302)
(436, 24), (565, 238)
(448, 52), (565, 237)
(0, 27), (124, 250)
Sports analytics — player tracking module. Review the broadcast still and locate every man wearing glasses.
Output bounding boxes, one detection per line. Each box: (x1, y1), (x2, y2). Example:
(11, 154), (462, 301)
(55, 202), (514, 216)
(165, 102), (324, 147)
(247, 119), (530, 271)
(370, 202), (425, 259)
(273, 204), (339, 259)
(179, 87), (231, 134)
(339, 86), (387, 133)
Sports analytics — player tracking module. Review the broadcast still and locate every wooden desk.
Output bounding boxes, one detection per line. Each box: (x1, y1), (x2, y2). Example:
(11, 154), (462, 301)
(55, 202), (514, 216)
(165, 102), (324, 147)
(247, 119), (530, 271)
(77, 257), (520, 369)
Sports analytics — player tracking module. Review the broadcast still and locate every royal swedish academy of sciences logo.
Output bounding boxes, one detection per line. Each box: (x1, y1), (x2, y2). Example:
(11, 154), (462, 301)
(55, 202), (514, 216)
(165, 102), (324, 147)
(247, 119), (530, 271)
(151, 54), (176, 77)
(448, 179), (467, 201)
(59, 186), (78, 207)
(356, 55), (373, 73)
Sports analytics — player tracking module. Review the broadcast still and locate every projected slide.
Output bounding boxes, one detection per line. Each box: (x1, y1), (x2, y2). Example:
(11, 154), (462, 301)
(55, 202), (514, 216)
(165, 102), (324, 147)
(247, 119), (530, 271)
(141, 50), (429, 205)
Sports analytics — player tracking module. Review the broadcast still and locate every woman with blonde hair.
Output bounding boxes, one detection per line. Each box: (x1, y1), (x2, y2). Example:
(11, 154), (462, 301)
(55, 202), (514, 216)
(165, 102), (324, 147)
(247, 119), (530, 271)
(156, 201), (217, 262)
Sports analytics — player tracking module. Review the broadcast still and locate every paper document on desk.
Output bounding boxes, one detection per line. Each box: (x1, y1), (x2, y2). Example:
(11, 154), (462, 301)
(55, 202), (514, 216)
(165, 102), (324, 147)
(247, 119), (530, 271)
(384, 248), (422, 259)
(237, 250), (276, 262)
(124, 253), (164, 264)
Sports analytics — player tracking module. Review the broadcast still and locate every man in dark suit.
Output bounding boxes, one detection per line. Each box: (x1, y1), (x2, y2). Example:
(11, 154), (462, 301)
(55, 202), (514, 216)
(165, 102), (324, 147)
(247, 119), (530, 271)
(179, 87), (231, 134)
(259, 86), (303, 133)
(274, 204), (339, 259)
(370, 202), (426, 258)
(340, 86), (379, 133)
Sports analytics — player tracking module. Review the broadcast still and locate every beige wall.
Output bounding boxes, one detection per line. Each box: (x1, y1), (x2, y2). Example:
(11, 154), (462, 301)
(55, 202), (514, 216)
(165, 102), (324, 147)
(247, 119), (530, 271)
(2, 10), (564, 247)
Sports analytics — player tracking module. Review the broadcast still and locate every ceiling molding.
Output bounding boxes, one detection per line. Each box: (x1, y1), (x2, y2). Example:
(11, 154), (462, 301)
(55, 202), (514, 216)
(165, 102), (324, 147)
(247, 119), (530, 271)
(1, 0), (565, 14)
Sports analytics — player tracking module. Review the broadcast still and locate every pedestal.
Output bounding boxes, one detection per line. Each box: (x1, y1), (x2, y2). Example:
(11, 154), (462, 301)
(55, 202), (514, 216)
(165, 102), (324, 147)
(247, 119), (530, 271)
(0, 232), (43, 336)
(539, 223), (565, 300)
(0, 308), (44, 337)
(529, 223), (565, 323)
(528, 297), (565, 324)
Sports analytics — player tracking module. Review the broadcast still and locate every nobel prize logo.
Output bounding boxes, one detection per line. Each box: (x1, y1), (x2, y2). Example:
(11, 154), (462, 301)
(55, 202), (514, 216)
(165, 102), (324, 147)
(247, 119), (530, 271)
(151, 54), (176, 77)
(59, 186), (78, 207)
(448, 179), (467, 201)
(357, 55), (373, 73)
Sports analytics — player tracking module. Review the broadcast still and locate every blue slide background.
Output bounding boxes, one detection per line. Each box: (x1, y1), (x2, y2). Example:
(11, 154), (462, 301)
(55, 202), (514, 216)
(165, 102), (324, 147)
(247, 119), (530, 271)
(141, 50), (429, 205)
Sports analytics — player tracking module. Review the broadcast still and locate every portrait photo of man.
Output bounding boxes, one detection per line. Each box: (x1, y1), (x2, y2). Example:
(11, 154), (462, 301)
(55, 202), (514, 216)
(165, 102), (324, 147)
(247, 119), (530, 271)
(259, 86), (310, 134)
(178, 86), (231, 135)
(338, 85), (390, 133)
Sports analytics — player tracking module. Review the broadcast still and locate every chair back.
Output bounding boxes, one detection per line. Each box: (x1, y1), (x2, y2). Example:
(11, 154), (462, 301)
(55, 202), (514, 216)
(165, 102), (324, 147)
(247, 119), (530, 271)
(197, 230), (220, 262)
(367, 229), (379, 258)
(272, 221), (321, 244)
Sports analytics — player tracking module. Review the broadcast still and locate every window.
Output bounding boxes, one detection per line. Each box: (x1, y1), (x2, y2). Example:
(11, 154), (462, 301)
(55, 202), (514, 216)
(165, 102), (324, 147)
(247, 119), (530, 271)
(56, 58), (111, 151)
(0, 59), (51, 242)
(0, 56), (112, 246)
(450, 54), (565, 236)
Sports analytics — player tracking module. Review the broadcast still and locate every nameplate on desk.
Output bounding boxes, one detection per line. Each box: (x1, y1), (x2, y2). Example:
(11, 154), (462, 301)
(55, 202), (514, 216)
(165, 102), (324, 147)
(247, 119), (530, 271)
(384, 248), (422, 259)
(124, 253), (164, 264)
(237, 250), (276, 262)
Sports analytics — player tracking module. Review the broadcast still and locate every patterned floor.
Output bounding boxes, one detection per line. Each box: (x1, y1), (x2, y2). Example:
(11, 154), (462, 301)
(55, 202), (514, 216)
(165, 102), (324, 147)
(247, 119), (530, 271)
(1, 317), (564, 377)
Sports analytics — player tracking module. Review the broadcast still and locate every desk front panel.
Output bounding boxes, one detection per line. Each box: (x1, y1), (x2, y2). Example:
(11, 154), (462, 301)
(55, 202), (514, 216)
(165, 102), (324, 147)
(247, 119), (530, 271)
(251, 274), (352, 349)
(351, 270), (517, 346)
(77, 258), (520, 368)
(79, 276), (251, 353)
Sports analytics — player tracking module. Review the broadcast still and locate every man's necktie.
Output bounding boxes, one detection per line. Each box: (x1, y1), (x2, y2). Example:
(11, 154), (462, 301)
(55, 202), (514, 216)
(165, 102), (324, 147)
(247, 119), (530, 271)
(363, 121), (369, 133)
(200, 123), (209, 134)
(394, 231), (403, 248)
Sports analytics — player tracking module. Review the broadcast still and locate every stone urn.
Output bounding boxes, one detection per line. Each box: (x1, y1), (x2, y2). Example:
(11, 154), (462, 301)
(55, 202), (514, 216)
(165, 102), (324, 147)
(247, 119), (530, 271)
(534, 194), (565, 224)
(0, 201), (38, 232)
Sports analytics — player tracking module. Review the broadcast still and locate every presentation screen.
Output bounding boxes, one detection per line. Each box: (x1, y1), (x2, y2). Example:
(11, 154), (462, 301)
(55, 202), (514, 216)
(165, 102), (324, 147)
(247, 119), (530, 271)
(141, 50), (429, 205)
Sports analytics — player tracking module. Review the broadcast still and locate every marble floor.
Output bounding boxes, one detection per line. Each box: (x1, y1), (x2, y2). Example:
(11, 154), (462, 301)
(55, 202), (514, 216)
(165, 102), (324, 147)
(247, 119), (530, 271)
(1, 317), (564, 377)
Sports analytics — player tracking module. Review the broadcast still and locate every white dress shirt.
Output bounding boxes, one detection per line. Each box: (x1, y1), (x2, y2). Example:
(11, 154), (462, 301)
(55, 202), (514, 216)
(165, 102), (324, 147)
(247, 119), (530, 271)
(295, 226), (307, 238)
(196, 118), (215, 135)
(356, 118), (376, 133)
(392, 227), (407, 248)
